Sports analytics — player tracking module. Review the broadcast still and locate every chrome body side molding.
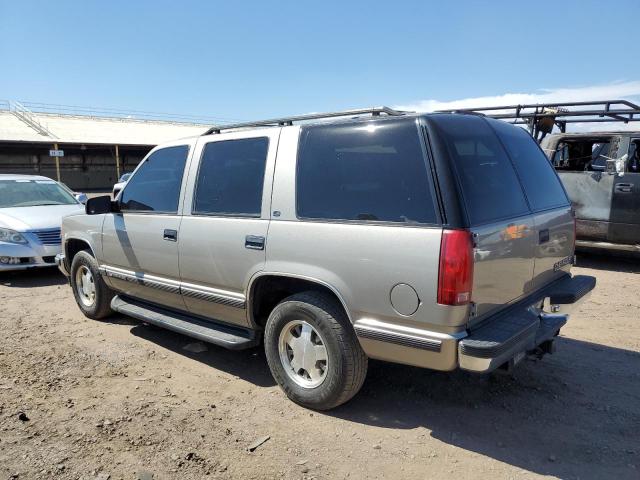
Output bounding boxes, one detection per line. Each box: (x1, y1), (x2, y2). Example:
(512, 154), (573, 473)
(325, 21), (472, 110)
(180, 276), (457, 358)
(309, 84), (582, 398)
(100, 265), (246, 309)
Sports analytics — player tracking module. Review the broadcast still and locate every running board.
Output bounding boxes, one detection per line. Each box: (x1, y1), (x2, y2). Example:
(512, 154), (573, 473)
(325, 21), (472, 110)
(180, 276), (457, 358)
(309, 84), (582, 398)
(111, 296), (259, 350)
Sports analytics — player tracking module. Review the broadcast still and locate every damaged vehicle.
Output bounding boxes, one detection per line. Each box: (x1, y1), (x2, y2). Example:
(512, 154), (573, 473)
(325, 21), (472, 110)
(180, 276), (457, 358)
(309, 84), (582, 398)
(541, 132), (640, 253)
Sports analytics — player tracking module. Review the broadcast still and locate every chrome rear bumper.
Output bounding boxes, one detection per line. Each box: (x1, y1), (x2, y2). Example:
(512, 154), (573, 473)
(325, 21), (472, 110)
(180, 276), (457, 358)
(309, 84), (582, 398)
(458, 274), (596, 373)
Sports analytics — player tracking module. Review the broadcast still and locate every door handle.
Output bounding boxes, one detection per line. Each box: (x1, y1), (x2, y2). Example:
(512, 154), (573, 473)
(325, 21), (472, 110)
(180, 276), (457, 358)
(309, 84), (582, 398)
(163, 229), (178, 242)
(615, 183), (633, 193)
(245, 235), (265, 250)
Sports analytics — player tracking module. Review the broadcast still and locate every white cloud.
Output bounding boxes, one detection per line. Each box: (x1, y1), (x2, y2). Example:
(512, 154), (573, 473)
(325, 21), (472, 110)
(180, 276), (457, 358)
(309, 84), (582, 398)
(394, 81), (640, 132)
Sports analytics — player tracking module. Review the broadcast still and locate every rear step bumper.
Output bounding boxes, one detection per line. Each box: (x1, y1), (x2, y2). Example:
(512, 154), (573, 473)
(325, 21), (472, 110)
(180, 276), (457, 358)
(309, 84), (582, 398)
(458, 274), (595, 373)
(111, 295), (259, 350)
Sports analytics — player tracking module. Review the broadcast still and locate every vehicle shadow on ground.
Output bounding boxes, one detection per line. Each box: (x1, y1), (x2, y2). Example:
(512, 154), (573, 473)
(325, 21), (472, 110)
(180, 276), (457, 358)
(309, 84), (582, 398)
(328, 337), (640, 479)
(121, 313), (638, 478)
(0, 268), (67, 288)
(576, 251), (640, 273)
(127, 321), (275, 388)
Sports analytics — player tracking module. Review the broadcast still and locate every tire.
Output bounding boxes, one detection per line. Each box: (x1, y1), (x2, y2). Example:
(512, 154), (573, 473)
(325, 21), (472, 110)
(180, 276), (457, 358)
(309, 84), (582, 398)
(264, 291), (368, 410)
(70, 250), (115, 320)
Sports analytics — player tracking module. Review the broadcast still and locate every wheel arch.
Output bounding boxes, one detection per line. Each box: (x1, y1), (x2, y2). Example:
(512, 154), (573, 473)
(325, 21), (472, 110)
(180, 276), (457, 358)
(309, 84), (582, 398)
(247, 273), (353, 329)
(65, 237), (96, 264)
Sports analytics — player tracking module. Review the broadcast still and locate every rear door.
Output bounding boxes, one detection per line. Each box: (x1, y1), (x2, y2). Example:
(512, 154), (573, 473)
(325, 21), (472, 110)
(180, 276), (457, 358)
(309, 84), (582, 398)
(178, 129), (279, 327)
(429, 115), (537, 321)
(490, 119), (574, 289)
(610, 137), (640, 244)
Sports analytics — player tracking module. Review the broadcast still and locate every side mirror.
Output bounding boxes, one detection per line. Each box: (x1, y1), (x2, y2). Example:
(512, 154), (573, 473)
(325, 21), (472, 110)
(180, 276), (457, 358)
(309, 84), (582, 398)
(86, 195), (119, 215)
(74, 193), (88, 204)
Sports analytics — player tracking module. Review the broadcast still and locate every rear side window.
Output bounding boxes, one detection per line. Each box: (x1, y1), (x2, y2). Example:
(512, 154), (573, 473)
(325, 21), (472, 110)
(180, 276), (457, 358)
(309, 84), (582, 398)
(490, 119), (569, 211)
(193, 137), (269, 217)
(432, 115), (529, 225)
(120, 145), (189, 213)
(296, 120), (438, 224)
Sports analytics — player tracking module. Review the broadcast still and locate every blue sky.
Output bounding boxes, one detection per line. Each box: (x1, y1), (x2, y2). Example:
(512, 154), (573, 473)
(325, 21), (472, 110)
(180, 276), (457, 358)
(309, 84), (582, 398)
(1, 0), (639, 123)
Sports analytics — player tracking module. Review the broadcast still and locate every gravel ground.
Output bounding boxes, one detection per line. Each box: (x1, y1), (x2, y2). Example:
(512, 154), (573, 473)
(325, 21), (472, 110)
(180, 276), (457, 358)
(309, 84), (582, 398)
(0, 253), (638, 480)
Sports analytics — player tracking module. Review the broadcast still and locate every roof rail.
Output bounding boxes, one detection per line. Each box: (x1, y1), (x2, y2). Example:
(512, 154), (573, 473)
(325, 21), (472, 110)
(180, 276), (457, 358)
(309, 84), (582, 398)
(202, 106), (408, 135)
(437, 99), (640, 142)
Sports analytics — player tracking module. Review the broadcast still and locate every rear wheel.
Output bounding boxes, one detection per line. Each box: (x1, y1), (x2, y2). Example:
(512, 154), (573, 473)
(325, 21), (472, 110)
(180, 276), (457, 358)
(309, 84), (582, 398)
(264, 291), (368, 410)
(70, 250), (114, 319)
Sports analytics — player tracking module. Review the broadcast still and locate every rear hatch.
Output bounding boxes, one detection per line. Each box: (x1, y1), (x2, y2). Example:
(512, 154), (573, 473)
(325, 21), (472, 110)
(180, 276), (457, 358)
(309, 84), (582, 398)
(429, 115), (574, 322)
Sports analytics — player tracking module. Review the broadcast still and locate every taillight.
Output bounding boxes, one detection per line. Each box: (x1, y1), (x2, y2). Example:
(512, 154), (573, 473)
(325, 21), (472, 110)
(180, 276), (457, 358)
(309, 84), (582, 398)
(438, 229), (474, 306)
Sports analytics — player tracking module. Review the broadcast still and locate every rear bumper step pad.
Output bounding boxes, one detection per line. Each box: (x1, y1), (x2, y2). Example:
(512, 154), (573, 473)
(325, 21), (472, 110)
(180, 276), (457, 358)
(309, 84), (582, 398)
(458, 273), (595, 373)
(111, 295), (259, 350)
(547, 275), (596, 305)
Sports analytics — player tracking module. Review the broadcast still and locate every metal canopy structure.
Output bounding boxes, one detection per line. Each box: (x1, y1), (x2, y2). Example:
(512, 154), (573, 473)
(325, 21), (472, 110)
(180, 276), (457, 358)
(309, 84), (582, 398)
(439, 100), (640, 142)
(202, 106), (407, 135)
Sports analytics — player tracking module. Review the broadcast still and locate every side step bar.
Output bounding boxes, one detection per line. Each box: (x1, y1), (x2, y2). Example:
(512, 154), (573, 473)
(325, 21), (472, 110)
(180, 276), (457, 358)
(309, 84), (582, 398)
(111, 296), (259, 350)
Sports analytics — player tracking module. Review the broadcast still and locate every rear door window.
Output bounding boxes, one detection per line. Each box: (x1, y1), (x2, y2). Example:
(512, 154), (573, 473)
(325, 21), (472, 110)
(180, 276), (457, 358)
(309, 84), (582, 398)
(296, 119), (438, 224)
(193, 137), (269, 217)
(120, 145), (189, 213)
(432, 115), (530, 225)
(489, 119), (569, 211)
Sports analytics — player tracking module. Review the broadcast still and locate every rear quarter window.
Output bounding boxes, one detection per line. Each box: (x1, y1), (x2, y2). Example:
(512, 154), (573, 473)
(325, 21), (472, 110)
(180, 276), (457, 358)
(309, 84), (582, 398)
(431, 115), (530, 225)
(489, 119), (569, 211)
(296, 119), (438, 225)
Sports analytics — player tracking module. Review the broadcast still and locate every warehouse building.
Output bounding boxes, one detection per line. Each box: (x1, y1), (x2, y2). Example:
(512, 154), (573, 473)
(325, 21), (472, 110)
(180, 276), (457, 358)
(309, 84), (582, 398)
(0, 101), (212, 190)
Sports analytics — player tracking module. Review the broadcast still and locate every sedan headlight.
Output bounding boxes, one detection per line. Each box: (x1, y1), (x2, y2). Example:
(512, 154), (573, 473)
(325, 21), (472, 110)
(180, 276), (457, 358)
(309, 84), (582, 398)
(0, 228), (28, 244)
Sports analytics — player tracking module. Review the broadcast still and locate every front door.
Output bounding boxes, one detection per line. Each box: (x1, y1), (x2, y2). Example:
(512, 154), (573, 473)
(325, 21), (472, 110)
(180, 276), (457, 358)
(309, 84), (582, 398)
(552, 136), (617, 241)
(101, 143), (192, 310)
(178, 129), (280, 327)
(610, 138), (640, 245)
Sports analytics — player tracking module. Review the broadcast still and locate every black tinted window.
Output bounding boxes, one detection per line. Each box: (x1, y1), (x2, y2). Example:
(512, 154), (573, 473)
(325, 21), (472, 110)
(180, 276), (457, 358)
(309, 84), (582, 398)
(490, 119), (569, 211)
(193, 137), (269, 216)
(120, 145), (188, 213)
(432, 115), (529, 225)
(296, 120), (437, 224)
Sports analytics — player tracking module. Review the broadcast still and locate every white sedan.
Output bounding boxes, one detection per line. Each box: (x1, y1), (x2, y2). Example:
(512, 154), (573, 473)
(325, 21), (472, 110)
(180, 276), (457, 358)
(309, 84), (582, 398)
(0, 174), (84, 271)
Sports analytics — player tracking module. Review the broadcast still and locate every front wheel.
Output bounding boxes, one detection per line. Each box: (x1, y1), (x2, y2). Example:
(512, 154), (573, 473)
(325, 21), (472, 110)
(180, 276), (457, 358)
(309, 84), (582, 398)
(264, 291), (368, 410)
(70, 250), (115, 320)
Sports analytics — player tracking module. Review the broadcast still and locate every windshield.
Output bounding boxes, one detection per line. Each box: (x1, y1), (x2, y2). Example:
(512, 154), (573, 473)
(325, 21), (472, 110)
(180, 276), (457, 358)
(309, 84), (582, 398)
(0, 179), (78, 208)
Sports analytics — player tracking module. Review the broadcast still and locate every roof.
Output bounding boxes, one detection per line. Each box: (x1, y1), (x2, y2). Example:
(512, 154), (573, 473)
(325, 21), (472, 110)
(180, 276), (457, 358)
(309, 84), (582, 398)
(0, 110), (210, 146)
(0, 174), (53, 181)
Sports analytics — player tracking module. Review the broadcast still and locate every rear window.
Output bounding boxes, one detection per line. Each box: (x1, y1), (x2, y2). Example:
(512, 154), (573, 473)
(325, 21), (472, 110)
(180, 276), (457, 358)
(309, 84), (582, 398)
(432, 115), (530, 225)
(489, 119), (569, 211)
(296, 119), (438, 224)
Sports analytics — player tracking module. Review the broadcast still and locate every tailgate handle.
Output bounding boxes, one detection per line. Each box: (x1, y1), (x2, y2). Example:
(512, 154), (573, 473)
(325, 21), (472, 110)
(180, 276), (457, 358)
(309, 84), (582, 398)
(245, 235), (265, 250)
(539, 229), (550, 244)
(615, 183), (633, 193)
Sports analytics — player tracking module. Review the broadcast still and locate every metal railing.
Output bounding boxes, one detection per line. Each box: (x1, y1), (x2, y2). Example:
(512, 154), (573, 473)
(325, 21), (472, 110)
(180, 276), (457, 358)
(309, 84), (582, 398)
(0, 99), (242, 125)
(10, 101), (58, 138)
(438, 99), (640, 141)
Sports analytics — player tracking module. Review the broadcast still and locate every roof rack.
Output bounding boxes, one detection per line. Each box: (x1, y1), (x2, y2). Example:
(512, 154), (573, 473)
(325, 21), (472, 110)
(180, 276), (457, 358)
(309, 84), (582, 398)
(202, 106), (408, 135)
(438, 100), (640, 142)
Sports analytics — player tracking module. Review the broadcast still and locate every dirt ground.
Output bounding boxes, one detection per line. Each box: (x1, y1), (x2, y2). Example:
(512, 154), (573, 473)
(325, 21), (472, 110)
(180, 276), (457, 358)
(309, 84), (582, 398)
(0, 253), (638, 480)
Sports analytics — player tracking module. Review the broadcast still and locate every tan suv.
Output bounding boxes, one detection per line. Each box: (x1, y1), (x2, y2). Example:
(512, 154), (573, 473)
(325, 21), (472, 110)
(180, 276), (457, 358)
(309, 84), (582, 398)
(56, 107), (595, 410)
